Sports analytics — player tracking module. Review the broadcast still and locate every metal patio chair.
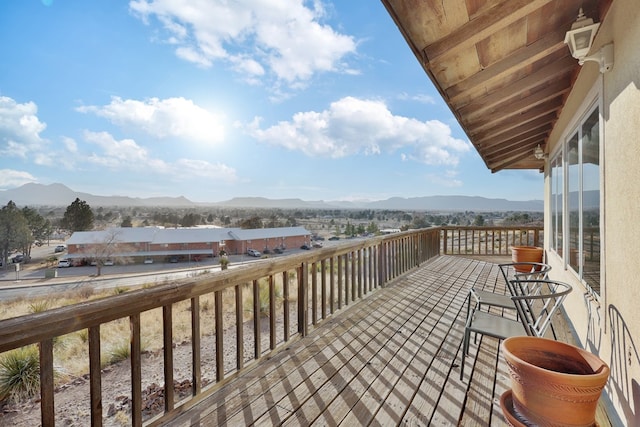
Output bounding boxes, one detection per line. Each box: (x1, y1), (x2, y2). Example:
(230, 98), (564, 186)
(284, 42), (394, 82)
(460, 278), (572, 380)
(466, 262), (551, 342)
(468, 262), (551, 316)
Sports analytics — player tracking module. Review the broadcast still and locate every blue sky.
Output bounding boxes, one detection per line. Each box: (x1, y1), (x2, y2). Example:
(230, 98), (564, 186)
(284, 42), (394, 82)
(0, 0), (543, 203)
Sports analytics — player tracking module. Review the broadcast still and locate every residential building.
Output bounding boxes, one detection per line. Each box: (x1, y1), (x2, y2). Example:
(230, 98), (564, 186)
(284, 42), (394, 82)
(65, 226), (311, 263)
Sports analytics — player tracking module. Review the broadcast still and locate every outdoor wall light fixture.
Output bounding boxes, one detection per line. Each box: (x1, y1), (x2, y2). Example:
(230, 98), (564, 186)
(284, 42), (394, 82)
(564, 8), (613, 73)
(534, 144), (546, 161)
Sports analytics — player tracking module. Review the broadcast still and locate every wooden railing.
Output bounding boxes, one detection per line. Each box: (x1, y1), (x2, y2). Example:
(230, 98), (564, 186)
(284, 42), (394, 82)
(0, 226), (541, 426)
(0, 228), (440, 427)
(440, 226), (543, 256)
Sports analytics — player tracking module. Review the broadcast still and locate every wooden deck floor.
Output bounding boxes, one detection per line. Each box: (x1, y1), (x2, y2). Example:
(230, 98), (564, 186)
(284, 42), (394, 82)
(169, 255), (514, 426)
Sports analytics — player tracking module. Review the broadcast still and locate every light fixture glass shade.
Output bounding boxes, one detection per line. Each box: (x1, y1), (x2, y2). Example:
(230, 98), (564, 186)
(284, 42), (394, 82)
(564, 8), (600, 60)
(534, 145), (546, 160)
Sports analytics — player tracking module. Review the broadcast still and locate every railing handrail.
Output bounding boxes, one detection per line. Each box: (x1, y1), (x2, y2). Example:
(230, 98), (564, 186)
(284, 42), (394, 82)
(0, 225), (540, 426)
(440, 225), (543, 256)
(0, 232), (425, 350)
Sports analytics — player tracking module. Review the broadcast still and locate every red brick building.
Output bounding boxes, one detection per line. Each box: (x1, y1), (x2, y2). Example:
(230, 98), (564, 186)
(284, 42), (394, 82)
(65, 226), (311, 263)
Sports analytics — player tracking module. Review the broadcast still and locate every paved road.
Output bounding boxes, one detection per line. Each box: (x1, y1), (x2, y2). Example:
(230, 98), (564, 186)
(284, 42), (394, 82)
(0, 239), (344, 300)
(0, 263), (231, 300)
(0, 241), (239, 300)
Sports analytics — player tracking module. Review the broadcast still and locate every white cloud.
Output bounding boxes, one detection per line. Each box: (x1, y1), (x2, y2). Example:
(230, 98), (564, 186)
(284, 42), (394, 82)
(397, 92), (436, 104)
(0, 96), (48, 158)
(247, 96), (471, 165)
(83, 130), (237, 182)
(77, 96), (225, 144)
(427, 170), (463, 188)
(0, 169), (37, 189)
(61, 136), (79, 153)
(129, 0), (356, 86)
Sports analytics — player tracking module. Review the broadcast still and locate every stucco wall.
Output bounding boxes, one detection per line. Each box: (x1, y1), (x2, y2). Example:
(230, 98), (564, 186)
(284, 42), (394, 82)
(544, 1), (640, 424)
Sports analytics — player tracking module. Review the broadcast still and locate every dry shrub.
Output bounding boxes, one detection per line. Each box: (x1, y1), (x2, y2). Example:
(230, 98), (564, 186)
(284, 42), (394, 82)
(0, 346), (41, 402)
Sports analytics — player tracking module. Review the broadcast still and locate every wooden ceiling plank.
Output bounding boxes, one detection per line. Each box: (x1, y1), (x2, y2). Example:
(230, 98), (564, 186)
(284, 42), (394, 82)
(422, 0), (554, 62)
(485, 133), (549, 162)
(446, 29), (566, 101)
(482, 127), (551, 157)
(456, 55), (575, 119)
(468, 79), (571, 132)
(477, 117), (553, 152)
(474, 112), (557, 145)
(476, 117), (553, 152)
(483, 133), (550, 160)
(489, 149), (542, 172)
(471, 102), (560, 138)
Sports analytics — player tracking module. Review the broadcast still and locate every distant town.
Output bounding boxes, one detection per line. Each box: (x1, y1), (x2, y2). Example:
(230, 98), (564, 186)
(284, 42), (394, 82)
(1, 191), (543, 271)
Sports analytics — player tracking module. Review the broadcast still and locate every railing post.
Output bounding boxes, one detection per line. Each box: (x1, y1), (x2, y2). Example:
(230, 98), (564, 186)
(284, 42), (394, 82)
(442, 228), (447, 254)
(191, 296), (202, 394)
(88, 326), (102, 427)
(215, 291), (224, 381)
(253, 280), (261, 357)
(378, 241), (386, 286)
(283, 271), (290, 341)
(337, 256), (343, 309)
(39, 339), (54, 427)
(130, 314), (142, 427)
(163, 304), (175, 410)
(298, 263), (308, 337)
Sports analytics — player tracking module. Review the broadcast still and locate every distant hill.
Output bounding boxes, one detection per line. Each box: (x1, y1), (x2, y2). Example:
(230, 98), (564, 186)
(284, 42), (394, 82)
(0, 183), (543, 211)
(363, 195), (543, 212)
(0, 183), (194, 207)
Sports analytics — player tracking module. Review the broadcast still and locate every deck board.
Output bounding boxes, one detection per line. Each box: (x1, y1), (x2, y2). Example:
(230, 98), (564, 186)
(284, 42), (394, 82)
(168, 255), (517, 426)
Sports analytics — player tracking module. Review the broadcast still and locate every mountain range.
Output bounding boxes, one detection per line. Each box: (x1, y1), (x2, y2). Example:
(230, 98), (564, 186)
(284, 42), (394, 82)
(0, 183), (544, 212)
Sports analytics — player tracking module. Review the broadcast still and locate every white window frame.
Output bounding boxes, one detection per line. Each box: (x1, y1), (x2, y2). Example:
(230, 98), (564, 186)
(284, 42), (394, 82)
(552, 80), (604, 297)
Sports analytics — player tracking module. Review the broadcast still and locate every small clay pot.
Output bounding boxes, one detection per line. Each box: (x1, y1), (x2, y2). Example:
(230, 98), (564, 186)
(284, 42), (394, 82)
(502, 336), (610, 426)
(510, 246), (543, 272)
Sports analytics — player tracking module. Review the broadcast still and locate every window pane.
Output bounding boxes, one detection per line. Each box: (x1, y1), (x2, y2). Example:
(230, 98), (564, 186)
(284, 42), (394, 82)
(551, 153), (563, 254)
(567, 133), (580, 272)
(582, 108), (600, 295)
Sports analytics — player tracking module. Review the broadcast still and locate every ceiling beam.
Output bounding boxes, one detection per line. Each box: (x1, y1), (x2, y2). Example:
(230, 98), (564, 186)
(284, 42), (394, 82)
(468, 79), (571, 135)
(474, 114), (556, 150)
(489, 149), (541, 172)
(485, 132), (549, 162)
(422, 0), (554, 62)
(445, 30), (567, 102)
(470, 98), (562, 141)
(456, 55), (575, 120)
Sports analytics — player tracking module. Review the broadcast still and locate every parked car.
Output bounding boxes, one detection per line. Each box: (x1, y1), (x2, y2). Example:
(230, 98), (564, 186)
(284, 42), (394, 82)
(54, 245), (66, 253)
(144, 257), (154, 264)
(103, 259), (114, 266)
(273, 247), (284, 254)
(12, 254), (25, 263)
(247, 249), (261, 257)
(300, 244), (311, 250)
(57, 259), (72, 268)
(328, 236), (340, 241)
(169, 256), (179, 263)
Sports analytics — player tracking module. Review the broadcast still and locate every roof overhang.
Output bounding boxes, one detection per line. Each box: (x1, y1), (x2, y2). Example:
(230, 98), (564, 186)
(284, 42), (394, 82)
(381, 0), (612, 172)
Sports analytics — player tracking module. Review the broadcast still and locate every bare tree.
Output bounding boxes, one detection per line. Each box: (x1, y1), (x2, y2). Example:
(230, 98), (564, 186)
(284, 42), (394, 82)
(80, 229), (132, 276)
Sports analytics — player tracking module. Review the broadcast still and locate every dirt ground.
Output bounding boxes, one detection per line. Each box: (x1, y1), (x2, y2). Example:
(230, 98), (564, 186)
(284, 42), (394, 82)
(0, 306), (297, 426)
(0, 239), (299, 425)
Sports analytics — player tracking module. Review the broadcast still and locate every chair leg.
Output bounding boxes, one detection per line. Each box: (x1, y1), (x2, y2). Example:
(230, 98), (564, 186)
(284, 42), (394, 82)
(460, 327), (470, 380)
(460, 334), (466, 380)
(473, 303), (482, 345)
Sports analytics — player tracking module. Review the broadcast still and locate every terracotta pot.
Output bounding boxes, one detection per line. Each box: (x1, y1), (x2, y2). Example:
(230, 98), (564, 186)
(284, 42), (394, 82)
(502, 336), (610, 427)
(510, 246), (543, 272)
